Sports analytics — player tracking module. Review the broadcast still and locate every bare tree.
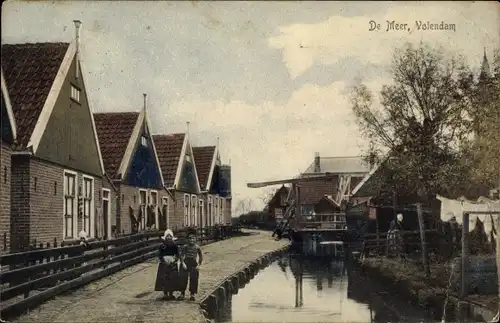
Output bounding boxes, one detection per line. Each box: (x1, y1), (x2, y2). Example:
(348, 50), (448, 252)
(235, 197), (254, 216)
(259, 187), (277, 208)
(349, 42), (473, 199)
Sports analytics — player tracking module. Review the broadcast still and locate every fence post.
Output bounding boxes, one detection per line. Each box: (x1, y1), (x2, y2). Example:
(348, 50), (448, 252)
(461, 212), (469, 299)
(417, 203), (430, 277)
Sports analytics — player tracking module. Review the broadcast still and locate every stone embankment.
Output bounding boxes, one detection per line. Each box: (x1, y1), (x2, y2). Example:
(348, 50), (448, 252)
(13, 230), (288, 323)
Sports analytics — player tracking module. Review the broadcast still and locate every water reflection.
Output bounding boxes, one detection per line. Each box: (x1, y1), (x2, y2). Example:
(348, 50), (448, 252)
(215, 254), (432, 323)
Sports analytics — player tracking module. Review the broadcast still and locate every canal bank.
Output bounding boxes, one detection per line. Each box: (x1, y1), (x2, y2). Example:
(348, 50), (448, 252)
(11, 230), (288, 323)
(360, 257), (499, 322)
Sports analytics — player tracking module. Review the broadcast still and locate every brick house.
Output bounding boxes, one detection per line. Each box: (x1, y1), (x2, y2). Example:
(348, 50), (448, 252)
(1, 22), (108, 250)
(93, 106), (171, 235)
(1, 69), (17, 253)
(153, 133), (202, 229)
(192, 145), (232, 226)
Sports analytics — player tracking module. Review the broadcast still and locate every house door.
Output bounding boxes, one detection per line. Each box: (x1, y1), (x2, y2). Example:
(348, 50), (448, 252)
(102, 189), (111, 239)
(160, 197), (169, 230)
(139, 190), (147, 231)
(199, 200), (204, 228)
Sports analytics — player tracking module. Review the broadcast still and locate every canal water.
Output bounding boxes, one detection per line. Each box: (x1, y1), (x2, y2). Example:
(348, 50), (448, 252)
(216, 254), (434, 323)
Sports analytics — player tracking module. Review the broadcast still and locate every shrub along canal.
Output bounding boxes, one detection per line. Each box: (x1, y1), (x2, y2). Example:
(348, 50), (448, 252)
(213, 254), (434, 323)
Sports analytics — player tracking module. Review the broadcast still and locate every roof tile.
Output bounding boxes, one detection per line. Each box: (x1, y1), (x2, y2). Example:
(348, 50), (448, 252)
(1, 42), (69, 148)
(93, 112), (140, 179)
(153, 133), (185, 188)
(192, 146), (216, 190)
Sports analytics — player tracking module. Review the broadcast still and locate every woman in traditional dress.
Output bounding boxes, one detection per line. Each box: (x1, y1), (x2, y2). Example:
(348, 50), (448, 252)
(155, 229), (180, 300)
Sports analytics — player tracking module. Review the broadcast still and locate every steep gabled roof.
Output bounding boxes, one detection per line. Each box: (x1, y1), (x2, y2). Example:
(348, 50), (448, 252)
(1, 69), (17, 143)
(1, 42), (71, 150)
(192, 146), (216, 191)
(93, 112), (140, 179)
(153, 133), (185, 188)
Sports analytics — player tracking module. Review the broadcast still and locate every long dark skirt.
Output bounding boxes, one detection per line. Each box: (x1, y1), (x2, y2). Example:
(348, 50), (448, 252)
(154, 262), (179, 293)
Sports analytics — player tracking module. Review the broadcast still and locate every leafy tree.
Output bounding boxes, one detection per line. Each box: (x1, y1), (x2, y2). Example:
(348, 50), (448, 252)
(349, 42), (473, 201)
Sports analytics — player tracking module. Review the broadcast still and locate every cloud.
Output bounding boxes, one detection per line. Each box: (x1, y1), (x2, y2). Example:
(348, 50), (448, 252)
(269, 2), (500, 79)
(152, 80), (378, 209)
(3, 1), (497, 214)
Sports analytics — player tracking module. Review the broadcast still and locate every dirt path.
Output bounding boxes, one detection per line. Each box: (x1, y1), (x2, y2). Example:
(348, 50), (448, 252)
(14, 230), (288, 323)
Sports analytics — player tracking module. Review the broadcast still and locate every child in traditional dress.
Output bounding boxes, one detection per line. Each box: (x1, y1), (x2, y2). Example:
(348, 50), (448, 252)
(156, 229), (180, 300)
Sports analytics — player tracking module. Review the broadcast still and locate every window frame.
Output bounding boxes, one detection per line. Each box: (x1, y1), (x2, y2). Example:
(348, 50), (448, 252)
(63, 170), (78, 240)
(70, 84), (81, 103)
(82, 175), (95, 238)
(191, 194), (197, 227)
(140, 135), (148, 147)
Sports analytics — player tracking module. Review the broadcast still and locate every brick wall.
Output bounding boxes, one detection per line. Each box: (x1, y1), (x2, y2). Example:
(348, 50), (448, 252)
(171, 190), (191, 229)
(1, 143), (12, 253)
(28, 158), (64, 246)
(224, 198), (232, 224)
(10, 155), (31, 251)
(10, 156), (105, 250)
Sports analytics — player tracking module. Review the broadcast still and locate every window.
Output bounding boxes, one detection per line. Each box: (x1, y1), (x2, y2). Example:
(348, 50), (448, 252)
(82, 176), (94, 237)
(3, 166), (6, 183)
(149, 191), (158, 229)
(70, 84), (80, 103)
(183, 194), (190, 226)
(139, 189), (147, 231)
(63, 171), (77, 239)
(54, 181), (57, 195)
(141, 135), (148, 147)
(191, 195), (197, 227)
(207, 196), (213, 227)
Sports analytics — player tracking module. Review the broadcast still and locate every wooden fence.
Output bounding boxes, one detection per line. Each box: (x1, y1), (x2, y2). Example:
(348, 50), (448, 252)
(0, 225), (242, 320)
(361, 230), (441, 257)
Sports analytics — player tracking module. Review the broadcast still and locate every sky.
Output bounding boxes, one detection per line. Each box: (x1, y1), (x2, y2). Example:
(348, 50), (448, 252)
(2, 1), (499, 213)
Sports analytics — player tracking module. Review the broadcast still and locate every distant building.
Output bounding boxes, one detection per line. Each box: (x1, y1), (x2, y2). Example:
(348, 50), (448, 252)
(265, 185), (290, 222)
(192, 144), (232, 226)
(290, 153), (371, 216)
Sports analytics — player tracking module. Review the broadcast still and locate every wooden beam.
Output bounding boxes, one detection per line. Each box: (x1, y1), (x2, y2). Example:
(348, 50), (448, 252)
(247, 173), (338, 188)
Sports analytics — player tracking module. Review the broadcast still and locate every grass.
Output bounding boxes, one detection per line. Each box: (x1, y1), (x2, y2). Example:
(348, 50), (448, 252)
(362, 257), (451, 308)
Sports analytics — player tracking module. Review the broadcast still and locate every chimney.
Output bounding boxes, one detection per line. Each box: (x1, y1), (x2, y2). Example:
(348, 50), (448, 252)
(186, 121), (190, 138)
(314, 152), (321, 173)
(73, 20), (82, 79)
(143, 93), (147, 111)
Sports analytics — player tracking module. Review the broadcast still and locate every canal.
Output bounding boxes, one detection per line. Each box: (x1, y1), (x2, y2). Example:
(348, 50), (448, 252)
(215, 254), (434, 323)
